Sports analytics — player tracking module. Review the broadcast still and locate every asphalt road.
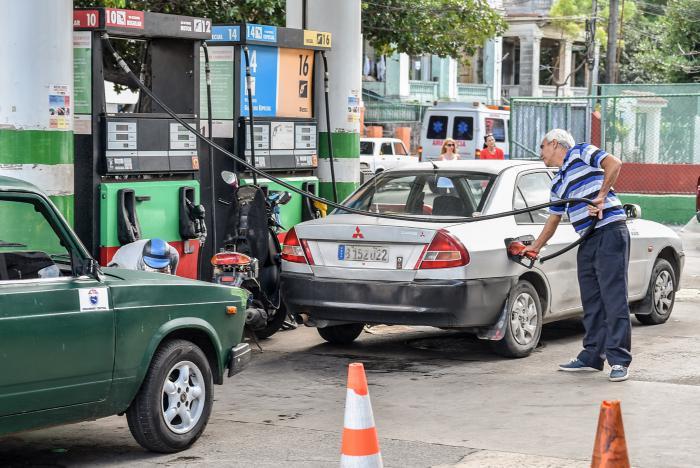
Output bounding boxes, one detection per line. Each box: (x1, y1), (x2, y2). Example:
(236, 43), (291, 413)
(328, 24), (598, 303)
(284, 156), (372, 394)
(2, 225), (699, 468)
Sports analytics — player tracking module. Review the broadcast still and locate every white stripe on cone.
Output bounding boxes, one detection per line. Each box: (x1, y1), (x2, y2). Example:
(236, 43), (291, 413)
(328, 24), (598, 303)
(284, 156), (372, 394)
(343, 389), (376, 430)
(341, 453), (383, 468)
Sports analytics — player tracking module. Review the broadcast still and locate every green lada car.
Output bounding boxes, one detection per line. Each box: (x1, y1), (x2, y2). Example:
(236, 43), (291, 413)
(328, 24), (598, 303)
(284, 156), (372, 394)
(0, 176), (250, 453)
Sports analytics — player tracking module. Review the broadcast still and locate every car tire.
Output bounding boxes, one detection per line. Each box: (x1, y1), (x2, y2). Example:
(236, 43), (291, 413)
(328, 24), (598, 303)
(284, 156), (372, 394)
(317, 323), (365, 345)
(126, 339), (214, 453)
(490, 280), (542, 358)
(634, 258), (676, 325)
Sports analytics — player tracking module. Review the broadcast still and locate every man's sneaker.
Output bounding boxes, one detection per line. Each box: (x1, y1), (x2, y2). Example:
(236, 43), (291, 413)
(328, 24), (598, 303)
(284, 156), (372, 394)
(609, 365), (629, 382)
(558, 358), (603, 372)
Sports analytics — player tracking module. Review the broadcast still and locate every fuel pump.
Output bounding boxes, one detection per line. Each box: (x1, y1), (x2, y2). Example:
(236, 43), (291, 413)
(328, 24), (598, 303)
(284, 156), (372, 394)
(72, 8), (211, 279)
(200, 23), (333, 252)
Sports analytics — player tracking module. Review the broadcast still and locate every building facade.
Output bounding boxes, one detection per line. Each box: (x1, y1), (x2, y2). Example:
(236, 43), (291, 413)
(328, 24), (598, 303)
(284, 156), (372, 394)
(362, 0), (590, 106)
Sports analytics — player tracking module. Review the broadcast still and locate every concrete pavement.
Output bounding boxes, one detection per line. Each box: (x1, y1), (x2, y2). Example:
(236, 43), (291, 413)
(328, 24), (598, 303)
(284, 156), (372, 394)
(1, 227), (699, 468)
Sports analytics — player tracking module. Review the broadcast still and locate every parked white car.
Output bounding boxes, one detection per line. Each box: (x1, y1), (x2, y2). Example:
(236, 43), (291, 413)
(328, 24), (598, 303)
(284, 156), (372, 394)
(360, 138), (417, 175)
(281, 160), (684, 358)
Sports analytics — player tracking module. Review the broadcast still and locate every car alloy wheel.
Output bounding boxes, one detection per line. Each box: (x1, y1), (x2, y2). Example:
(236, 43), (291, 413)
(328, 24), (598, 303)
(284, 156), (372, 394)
(509, 292), (538, 346)
(653, 270), (674, 316)
(161, 360), (206, 434)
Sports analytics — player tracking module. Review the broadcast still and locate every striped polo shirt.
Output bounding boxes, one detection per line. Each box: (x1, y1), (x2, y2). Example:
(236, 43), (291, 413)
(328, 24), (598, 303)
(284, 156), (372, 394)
(549, 143), (626, 234)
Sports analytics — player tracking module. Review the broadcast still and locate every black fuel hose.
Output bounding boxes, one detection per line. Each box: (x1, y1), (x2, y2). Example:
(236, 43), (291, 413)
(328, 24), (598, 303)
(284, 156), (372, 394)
(102, 34), (599, 262)
(242, 47), (258, 185)
(320, 51), (338, 203)
(202, 42), (217, 250)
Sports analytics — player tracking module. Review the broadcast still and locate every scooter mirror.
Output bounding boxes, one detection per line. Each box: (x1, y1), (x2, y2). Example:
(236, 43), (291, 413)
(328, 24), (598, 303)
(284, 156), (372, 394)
(279, 191), (292, 205)
(221, 171), (238, 187)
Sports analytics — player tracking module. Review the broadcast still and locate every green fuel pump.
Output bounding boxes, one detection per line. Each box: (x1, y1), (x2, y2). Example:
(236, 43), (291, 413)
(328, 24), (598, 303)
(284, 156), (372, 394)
(73, 8), (211, 279)
(201, 24), (334, 240)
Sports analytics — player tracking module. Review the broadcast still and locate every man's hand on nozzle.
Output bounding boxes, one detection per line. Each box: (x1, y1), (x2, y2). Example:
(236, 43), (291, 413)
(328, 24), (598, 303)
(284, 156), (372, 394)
(521, 244), (541, 258)
(587, 196), (606, 219)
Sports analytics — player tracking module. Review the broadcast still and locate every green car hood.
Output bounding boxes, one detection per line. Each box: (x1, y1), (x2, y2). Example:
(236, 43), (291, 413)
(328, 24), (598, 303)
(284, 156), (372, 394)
(102, 267), (249, 306)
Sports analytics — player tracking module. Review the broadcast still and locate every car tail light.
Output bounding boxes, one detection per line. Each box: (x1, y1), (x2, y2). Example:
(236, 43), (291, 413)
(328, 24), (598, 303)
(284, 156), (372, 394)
(417, 229), (470, 269)
(281, 228), (314, 265)
(211, 252), (252, 266)
(475, 149), (481, 159)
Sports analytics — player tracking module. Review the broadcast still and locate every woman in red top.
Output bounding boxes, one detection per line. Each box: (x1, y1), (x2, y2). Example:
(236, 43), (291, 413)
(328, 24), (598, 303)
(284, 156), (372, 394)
(480, 133), (504, 160)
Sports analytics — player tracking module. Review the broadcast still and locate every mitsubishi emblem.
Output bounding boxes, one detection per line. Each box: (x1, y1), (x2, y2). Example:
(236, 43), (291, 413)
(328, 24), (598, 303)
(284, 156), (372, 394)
(352, 226), (364, 239)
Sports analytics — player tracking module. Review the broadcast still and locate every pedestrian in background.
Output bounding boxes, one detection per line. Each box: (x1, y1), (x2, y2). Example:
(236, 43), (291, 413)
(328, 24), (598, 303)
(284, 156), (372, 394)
(480, 133), (504, 160)
(522, 128), (631, 382)
(438, 138), (460, 160)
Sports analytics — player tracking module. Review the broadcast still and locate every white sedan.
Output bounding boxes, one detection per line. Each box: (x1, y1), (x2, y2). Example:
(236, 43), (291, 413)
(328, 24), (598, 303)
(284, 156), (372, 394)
(281, 160), (684, 357)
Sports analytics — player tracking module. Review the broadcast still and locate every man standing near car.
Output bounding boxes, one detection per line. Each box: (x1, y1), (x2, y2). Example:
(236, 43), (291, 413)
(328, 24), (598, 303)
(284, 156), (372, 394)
(523, 129), (631, 382)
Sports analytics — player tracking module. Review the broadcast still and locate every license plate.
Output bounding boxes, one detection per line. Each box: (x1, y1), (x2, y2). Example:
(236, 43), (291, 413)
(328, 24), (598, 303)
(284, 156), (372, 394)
(338, 244), (389, 263)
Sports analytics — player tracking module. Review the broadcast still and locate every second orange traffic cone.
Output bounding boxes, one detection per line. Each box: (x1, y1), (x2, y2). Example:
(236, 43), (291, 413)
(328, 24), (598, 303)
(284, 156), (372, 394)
(340, 363), (383, 468)
(591, 400), (631, 468)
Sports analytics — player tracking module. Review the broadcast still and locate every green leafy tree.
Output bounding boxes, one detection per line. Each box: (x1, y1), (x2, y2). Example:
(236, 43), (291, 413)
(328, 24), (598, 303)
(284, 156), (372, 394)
(361, 0), (507, 58)
(548, 0), (637, 83)
(663, 0), (700, 82)
(617, 6), (668, 83)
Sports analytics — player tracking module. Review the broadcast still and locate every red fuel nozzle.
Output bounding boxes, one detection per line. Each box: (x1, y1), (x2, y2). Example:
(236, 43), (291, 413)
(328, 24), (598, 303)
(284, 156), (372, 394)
(504, 236), (537, 269)
(508, 241), (537, 259)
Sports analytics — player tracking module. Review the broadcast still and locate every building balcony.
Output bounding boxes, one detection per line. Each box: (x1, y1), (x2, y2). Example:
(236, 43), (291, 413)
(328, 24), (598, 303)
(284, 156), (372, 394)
(409, 80), (438, 104)
(457, 83), (492, 103)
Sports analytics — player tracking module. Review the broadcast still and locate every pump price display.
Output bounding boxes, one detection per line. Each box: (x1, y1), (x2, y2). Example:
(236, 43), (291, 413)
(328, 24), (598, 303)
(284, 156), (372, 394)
(240, 46), (314, 119)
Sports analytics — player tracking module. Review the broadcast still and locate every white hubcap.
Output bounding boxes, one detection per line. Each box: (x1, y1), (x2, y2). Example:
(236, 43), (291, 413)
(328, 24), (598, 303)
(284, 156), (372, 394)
(653, 270), (674, 315)
(510, 292), (538, 346)
(162, 361), (205, 434)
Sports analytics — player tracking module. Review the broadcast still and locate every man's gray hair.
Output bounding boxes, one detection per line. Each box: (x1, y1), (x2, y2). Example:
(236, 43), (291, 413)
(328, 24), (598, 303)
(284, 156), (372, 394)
(543, 129), (575, 149)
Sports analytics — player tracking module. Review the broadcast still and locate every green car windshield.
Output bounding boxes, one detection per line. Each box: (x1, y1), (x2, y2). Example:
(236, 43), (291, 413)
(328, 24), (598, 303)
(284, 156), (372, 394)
(337, 171), (496, 218)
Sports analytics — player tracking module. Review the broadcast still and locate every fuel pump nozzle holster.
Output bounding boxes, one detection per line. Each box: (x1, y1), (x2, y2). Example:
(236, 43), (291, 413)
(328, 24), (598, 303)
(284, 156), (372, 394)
(505, 235), (538, 269)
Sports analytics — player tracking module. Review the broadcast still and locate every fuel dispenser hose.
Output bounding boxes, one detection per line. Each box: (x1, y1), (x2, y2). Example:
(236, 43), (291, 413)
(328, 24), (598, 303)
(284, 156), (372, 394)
(102, 34), (599, 265)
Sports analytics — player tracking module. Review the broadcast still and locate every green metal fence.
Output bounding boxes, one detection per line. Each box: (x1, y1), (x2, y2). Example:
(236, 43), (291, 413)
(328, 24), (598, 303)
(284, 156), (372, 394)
(510, 87), (700, 200)
(363, 91), (429, 123)
(511, 92), (700, 164)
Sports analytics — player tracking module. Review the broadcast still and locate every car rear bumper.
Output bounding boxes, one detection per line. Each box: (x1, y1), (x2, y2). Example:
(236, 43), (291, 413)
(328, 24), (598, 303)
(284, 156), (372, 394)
(281, 272), (516, 328)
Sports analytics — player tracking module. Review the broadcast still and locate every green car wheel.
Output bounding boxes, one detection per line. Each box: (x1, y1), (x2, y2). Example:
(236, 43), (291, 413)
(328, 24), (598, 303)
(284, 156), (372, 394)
(126, 339), (214, 453)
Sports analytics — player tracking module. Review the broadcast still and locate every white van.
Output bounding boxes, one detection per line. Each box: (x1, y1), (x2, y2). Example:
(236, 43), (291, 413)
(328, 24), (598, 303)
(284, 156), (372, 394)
(420, 102), (510, 161)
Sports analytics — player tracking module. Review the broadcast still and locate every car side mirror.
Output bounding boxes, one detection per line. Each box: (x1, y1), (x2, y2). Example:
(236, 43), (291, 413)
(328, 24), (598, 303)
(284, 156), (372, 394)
(623, 203), (642, 219)
(75, 252), (104, 282)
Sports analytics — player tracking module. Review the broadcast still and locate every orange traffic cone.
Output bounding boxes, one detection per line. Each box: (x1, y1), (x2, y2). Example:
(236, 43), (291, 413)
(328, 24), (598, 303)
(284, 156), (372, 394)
(591, 400), (631, 468)
(340, 363), (383, 468)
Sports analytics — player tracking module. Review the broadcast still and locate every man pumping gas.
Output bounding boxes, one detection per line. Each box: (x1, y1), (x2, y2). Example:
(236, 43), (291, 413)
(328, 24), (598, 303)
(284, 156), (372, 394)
(109, 238), (179, 275)
(523, 129), (631, 382)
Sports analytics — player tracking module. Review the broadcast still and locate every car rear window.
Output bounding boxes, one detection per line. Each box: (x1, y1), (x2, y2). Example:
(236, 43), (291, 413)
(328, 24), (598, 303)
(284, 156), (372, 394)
(360, 141), (374, 155)
(452, 116), (474, 141)
(426, 116), (448, 139)
(339, 171), (496, 217)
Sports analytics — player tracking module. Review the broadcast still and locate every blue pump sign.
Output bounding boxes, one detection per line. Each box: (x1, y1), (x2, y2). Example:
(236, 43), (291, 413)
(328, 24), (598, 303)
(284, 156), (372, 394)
(210, 25), (240, 42)
(246, 24), (277, 43)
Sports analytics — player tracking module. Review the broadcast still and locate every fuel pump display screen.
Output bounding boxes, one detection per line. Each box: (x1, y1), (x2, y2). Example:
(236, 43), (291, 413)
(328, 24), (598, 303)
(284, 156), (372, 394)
(103, 117), (199, 174)
(242, 119), (317, 170)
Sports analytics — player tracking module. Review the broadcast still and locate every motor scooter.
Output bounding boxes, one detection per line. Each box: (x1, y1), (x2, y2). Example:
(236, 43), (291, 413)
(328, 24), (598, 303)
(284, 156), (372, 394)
(212, 171), (291, 339)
